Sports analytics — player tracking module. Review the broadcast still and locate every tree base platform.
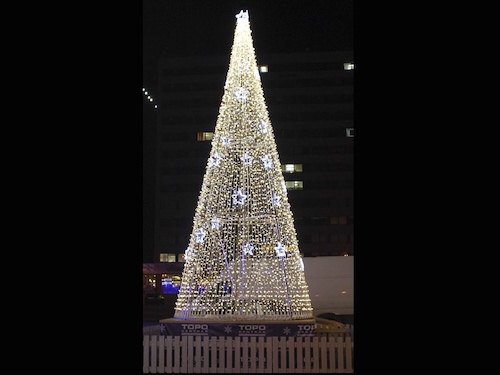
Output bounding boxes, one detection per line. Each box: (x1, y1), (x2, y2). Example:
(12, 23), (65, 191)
(158, 317), (317, 337)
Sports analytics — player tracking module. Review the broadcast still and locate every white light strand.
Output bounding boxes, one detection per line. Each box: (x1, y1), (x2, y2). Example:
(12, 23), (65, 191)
(142, 87), (157, 109)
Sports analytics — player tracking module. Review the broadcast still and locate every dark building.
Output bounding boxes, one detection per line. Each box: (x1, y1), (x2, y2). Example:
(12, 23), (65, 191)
(152, 51), (353, 263)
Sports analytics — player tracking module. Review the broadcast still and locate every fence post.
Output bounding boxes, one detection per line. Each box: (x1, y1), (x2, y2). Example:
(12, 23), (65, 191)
(143, 335), (150, 373)
(172, 336), (180, 373)
(157, 336), (165, 373)
(345, 334), (354, 373)
(165, 336), (173, 373)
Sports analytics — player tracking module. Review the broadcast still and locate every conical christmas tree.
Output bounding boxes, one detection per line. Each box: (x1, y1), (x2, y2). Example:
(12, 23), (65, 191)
(174, 10), (313, 321)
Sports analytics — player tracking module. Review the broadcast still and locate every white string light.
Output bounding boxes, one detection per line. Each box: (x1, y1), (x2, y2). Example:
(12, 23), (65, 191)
(142, 87), (157, 109)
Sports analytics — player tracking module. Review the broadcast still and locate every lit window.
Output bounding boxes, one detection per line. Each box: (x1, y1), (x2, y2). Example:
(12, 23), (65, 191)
(159, 253), (177, 262)
(281, 164), (303, 173)
(285, 181), (303, 190)
(259, 65), (268, 73)
(346, 128), (354, 137)
(178, 253), (186, 263)
(197, 132), (214, 141)
(344, 62), (355, 70)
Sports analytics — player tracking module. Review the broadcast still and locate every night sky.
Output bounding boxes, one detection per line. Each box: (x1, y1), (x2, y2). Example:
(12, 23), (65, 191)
(143, 0), (353, 91)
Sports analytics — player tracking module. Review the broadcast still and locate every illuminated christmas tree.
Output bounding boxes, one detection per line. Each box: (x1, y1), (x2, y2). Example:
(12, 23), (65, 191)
(174, 10), (313, 321)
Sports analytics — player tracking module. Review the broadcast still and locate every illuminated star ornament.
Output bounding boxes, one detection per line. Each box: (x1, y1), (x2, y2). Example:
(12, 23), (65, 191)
(194, 228), (206, 244)
(209, 153), (222, 167)
(275, 242), (286, 257)
(258, 120), (269, 134)
(261, 154), (273, 170)
(238, 60), (250, 71)
(271, 192), (281, 208)
(241, 152), (253, 166)
(185, 246), (193, 259)
(234, 87), (249, 102)
(211, 217), (221, 230)
(231, 188), (248, 206)
(221, 136), (231, 146)
(242, 242), (254, 256)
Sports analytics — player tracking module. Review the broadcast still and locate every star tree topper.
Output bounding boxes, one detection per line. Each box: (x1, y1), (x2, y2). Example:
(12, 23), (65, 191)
(235, 10), (249, 20)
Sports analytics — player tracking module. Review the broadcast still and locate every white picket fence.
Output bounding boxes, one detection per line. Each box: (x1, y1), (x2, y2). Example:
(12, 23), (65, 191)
(143, 334), (353, 373)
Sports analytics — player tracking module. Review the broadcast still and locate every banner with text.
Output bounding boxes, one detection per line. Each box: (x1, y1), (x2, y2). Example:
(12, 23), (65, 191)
(159, 322), (316, 337)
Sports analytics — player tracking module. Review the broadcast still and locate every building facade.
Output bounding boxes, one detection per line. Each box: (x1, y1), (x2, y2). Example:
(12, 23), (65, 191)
(153, 51), (353, 263)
